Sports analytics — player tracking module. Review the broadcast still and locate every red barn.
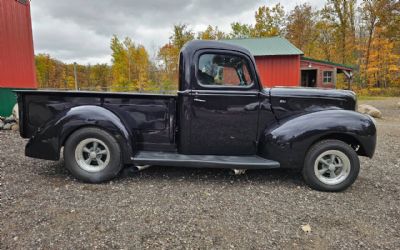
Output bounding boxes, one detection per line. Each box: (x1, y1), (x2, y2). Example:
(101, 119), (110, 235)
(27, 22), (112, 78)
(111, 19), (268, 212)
(223, 38), (352, 88)
(0, 0), (36, 116)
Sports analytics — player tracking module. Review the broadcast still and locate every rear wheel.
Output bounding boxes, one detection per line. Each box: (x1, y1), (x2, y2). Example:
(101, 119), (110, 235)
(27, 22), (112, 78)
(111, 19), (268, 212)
(64, 127), (122, 183)
(302, 139), (360, 192)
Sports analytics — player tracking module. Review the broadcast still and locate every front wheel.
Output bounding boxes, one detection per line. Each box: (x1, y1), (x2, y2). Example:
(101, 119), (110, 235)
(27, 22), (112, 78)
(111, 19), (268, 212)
(64, 127), (123, 183)
(302, 139), (360, 192)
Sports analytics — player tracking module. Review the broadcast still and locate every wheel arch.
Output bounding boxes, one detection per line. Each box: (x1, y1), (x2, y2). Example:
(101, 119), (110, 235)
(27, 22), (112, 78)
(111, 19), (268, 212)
(311, 133), (368, 157)
(258, 109), (377, 168)
(25, 105), (136, 163)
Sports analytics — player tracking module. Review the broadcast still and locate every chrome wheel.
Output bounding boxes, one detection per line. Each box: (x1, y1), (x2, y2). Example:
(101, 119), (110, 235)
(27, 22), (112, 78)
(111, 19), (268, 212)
(74, 138), (110, 172)
(314, 150), (351, 185)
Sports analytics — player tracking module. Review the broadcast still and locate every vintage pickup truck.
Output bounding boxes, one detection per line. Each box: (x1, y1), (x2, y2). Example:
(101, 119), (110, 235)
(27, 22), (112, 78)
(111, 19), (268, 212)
(16, 40), (376, 191)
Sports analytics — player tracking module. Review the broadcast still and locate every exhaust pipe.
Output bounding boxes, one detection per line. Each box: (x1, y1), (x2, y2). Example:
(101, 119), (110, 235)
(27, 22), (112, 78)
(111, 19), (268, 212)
(135, 165), (151, 171)
(121, 165), (151, 176)
(231, 169), (247, 175)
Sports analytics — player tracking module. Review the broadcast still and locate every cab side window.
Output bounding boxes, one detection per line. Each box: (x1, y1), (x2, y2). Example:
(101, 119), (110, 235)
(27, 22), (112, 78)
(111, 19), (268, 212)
(198, 53), (253, 87)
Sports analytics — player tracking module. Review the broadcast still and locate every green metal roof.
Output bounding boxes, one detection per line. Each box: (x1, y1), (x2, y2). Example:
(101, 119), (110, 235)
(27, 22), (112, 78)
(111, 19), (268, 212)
(221, 37), (304, 56)
(301, 56), (354, 70)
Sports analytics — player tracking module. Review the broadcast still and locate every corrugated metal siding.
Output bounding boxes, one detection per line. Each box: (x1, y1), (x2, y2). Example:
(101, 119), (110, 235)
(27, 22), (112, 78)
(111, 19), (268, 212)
(255, 55), (300, 87)
(0, 0), (36, 88)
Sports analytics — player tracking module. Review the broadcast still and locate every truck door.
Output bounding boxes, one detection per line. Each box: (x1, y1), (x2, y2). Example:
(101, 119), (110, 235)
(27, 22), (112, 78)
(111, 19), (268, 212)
(187, 51), (260, 155)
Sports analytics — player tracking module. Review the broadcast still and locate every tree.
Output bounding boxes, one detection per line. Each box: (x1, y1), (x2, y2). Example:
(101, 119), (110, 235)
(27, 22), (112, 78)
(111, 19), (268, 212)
(313, 19), (337, 61)
(359, 0), (399, 86)
(90, 64), (112, 90)
(171, 24), (195, 50)
(157, 42), (180, 90)
(197, 25), (227, 40)
(323, 0), (357, 64)
(110, 35), (129, 91)
(134, 45), (150, 91)
(253, 3), (285, 37)
(229, 22), (253, 38)
(367, 28), (400, 87)
(285, 3), (317, 55)
(156, 24), (195, 90)
(35, 54), (53, 88)
(110, 35), (151, 91)
(35, 54), (66, 89)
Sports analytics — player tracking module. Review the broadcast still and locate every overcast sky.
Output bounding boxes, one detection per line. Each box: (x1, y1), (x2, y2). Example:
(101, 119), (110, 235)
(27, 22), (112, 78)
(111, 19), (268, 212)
(31, 0), (325, 65)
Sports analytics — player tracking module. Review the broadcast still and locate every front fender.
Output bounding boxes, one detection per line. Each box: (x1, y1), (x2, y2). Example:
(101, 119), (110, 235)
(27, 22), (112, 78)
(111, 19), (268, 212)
(25, 105), (135, 163)
(258, 110), (377, 168)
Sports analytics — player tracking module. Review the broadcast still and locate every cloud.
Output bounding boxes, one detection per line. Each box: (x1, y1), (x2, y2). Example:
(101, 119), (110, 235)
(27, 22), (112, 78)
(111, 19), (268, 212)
(30, 0), (324, 64)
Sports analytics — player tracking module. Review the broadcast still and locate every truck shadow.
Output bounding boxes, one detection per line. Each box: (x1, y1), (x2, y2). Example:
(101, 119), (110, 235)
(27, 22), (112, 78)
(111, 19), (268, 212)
(44, 160), (306, 188)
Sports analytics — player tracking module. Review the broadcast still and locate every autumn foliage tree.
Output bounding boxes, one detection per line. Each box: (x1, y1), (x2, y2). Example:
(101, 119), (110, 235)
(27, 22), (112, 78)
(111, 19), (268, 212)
(35, 54), (112, 90)
(322, 0), (357, 65)
(155, 24), (195, 90)
(110, 35), (150, 91)
(253, 4), (286, 37)
(359, 0), (400, 88)
(285, 4), (318, 56)
(197, 25), (227, 40)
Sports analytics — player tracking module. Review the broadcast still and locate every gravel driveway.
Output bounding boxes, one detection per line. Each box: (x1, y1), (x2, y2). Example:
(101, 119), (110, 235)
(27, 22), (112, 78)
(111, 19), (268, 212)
(1, 98), (399, 249)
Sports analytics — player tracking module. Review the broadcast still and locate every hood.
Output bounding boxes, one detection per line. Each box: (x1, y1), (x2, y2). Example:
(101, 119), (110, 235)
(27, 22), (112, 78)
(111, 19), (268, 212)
(267, 87), (357, 120)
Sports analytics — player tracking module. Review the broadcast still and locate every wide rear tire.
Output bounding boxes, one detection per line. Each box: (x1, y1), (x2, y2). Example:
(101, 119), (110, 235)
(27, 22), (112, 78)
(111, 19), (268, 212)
(64, 127), (122, 183)
(302, 139), (360, 192)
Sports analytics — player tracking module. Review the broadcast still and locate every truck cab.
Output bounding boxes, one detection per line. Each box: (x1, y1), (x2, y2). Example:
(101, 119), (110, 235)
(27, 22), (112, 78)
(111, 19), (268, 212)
(177, 41), (269, 156)
(16, 40), (377, 191)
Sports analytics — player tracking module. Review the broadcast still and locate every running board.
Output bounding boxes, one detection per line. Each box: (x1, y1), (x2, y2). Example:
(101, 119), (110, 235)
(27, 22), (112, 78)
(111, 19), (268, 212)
(133, 151), (280, 169)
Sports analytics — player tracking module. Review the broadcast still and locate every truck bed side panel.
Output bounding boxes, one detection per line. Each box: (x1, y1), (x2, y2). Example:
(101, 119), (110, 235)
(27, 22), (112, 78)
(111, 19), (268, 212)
(17, 91), (177, 151)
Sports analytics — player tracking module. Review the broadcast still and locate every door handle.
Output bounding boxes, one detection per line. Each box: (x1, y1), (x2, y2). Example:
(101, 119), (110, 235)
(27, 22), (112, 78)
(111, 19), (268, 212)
(194, 98), (206, 103)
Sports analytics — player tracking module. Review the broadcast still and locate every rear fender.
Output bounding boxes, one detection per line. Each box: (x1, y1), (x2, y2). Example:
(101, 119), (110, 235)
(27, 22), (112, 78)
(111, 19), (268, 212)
(25, 105), (135, 163)
(258, 110), (377, 168)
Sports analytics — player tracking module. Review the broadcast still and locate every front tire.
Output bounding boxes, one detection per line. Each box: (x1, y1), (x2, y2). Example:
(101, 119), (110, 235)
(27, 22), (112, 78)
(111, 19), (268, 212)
(302, 139), (360, 192)
(64, 127), (122, 183)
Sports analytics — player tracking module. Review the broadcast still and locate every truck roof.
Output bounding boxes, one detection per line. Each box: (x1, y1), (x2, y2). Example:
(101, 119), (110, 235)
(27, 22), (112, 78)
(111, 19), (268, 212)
(181, 40), (253, 58)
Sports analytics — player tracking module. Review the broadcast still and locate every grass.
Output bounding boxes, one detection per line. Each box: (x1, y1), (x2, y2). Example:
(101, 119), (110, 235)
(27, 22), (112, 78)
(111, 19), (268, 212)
(357, 95), (387, 101)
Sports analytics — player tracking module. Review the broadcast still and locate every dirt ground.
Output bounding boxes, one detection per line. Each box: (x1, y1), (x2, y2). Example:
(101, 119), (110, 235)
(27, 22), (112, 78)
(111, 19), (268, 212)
(1, 97), (399, 249)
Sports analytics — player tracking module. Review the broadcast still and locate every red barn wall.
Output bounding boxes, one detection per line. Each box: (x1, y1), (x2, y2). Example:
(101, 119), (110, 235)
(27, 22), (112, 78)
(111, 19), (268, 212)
(255, 55), (300, 87)
(0, 0), (37, 88)
(300, 60), (336, 88)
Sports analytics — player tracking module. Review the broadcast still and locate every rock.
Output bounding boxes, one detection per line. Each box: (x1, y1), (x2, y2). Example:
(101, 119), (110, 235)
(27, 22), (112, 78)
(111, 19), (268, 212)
(301, 224), (312, 233)
(0, 120), (4, 129)
(3, 123), (12, 130)
(358, 104), (382, 118)
(397, 102), (400, 109)
(4, 116), (16, 123)
(12, 104), (19, 122)
(11, 123), (19, 131)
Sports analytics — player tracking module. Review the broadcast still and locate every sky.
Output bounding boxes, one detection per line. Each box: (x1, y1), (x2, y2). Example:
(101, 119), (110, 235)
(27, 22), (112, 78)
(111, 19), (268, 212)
(31, 0), (326, 65)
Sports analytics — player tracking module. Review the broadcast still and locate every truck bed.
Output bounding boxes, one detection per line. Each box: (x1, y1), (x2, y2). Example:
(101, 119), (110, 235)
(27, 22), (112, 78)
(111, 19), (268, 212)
(16, 90), (177, 151)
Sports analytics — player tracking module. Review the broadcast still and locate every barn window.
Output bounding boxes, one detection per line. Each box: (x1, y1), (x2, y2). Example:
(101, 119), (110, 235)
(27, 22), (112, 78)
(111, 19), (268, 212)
(197, 53), (253, 87)
(323, 71), (333, 83)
